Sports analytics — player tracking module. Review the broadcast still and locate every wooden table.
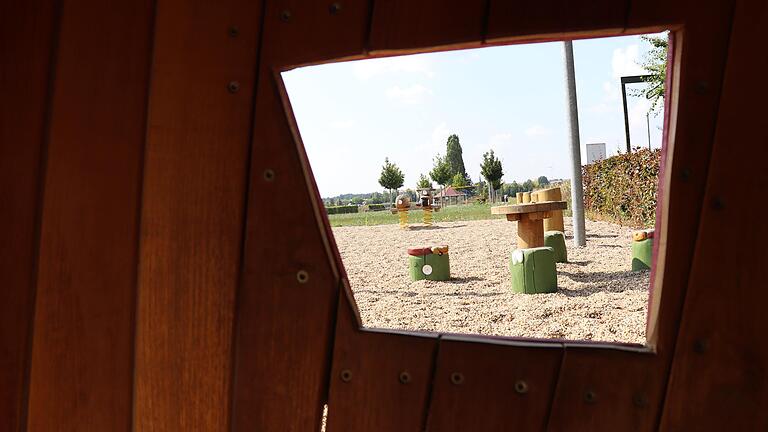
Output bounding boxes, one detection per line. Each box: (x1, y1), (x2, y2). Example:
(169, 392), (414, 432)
(491, 201), (568, 248)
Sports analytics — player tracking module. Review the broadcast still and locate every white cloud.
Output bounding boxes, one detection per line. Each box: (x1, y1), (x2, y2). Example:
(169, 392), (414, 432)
(525, 125), (551, 137)
(386, 84), (432, 104)
(611, 44), (646, 79)
(353, 54), (435, 81)
(329, 119), (355, 129)
(429, 122), (450, 152)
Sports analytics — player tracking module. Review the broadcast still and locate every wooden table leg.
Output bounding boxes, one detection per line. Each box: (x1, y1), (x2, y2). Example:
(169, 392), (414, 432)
(517, 216), (544, 249)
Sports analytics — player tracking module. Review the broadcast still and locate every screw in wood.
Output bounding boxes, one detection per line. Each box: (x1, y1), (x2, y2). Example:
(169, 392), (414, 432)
(584, 390), (597, 404)
(633, 392), (648, 408)
(450, 372), (464, 385)
(329, 2), (342, 14)
(693, 338), (709, 354)
(680, 168), (691, 182)
(712, 197), (725, 210)
(297, 270), (309, 283)
(228, 26), (239, 37)
(695, 81), (709, 94)
(280, 10), (291, 22)
(340, 369), (352, 383)
(399, 371), (412, 384)
(227, 81), (240, 93)
(514, 380), (529, 395)
(263, 169), (275, 182)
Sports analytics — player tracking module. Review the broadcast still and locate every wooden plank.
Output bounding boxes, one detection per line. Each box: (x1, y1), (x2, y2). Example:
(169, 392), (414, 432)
(132, 0), (262, 430)
(326, 292), (438, 431)
(486, 0), (627, 44)
(261, 0), (371, 68)
(546, 1), (736, 430)
(660, 0), (768, 429)
(368, 0), (488, 55)
(0, 1), (56, 430)
(425, 337), (563, 431)
(25, 1), (154, 430)
(491, 201), (567, 215)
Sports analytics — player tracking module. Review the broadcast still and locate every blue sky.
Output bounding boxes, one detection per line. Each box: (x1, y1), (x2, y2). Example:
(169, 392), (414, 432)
(282, 34), (665, 198)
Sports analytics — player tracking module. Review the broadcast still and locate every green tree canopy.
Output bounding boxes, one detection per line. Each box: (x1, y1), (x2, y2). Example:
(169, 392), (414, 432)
(635, 33), (668, 115)
(446, 134), (470, 183)
(378, 157), (404, 201)
(480, 150), (504, 190)
(451, 172), (468, 188)
(417, 174), (432, 189)
(429, 154), (452, 187)
(522, 179), (535, 191)
(536, 176), (550, 187)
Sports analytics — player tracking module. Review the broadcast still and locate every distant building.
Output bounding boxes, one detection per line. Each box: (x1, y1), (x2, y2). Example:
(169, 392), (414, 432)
(586, 143), (607, 164)
(436, 186), (467, 206)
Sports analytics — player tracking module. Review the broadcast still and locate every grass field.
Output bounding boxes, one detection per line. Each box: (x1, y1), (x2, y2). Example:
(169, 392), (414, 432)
(326, 203), (509, 227)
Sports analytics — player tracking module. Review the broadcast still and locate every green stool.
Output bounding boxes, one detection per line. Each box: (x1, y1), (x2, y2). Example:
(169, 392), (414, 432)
(631, 230), (654, 271)
(509, 247), (557, 294)
(408, 246), (450, 281)
(544, 231), (567, 263)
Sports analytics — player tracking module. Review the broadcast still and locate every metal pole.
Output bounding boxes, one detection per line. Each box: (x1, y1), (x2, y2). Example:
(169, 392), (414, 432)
(621, 80), (631, 153)
(646, 112), (652, 150)
(563, 41), (586, 246)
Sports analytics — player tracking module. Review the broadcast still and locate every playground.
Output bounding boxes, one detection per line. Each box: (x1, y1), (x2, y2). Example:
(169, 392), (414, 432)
(333, 216), (650, 344)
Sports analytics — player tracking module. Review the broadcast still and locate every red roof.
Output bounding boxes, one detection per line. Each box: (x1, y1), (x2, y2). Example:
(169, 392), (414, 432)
(437, 186), (467, 197)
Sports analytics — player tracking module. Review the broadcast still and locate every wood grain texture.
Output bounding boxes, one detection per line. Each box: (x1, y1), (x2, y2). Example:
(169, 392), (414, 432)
(261, 0), (371, 68)
(25, 1), (154, 430)
(486, 0), (627, 44)
(368, 0), (487, 54)
(229, 70), (341, 431)
(660, 0), (768, 429)
(0, 1), (56, 430)
(133, 0), (261, 430)
(326, 292), (438, 432)
(425, 337), (563, 432)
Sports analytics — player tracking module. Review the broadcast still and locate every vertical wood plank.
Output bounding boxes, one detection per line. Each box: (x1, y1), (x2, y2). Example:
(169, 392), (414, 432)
(326, 293), (438, 432)
(368, 0), (488, 54)
(546, 1), (736, 430)
(661, 0), (768, 429)
(133, 0), (262, 430)
(425, 338), (563, 432)
(0, 1), (57, 430)
(25, 0), (154, 430)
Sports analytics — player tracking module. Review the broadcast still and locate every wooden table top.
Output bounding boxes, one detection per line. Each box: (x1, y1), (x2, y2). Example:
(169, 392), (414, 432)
(490, 201), (567, 215)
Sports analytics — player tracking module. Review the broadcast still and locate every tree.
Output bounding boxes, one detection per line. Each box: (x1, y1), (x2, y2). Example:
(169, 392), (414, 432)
(417, 174), (432, 189)
(522, 179), (534, 191)
(480, 150), (504, 203)
(537, 176), (550, 187)
(445, 134), (470, 184)
(635, 33), (668, 115)
(430, 154), (452, 207)
(451, 172), (467, 188)
(378, 157), (404, 203)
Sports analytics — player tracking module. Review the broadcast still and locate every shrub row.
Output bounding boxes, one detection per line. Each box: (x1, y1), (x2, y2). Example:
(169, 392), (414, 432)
(582, 149), (660, 228)
(326, 205), (359, 215)
(367, 203), (387, 211)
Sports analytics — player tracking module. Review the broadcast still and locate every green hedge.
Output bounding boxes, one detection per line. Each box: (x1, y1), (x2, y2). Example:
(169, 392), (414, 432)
(326, 205), (358, 215)
(582, 149), (660, 228)
(367, 203), (387, 211)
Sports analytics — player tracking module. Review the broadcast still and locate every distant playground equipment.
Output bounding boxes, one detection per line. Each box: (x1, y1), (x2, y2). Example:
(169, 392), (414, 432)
(631, 229), (654, 271)
(493, 188), (568, 294)
(408, 245), (450, 281)
(390, 188), (440, 229)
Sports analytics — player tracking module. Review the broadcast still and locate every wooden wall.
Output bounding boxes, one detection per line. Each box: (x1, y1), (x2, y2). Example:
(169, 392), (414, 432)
(1, 0), (765, 430)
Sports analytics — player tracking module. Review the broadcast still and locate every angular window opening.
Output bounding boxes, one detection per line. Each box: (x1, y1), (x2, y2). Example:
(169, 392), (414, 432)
(283, 32), (670, 345)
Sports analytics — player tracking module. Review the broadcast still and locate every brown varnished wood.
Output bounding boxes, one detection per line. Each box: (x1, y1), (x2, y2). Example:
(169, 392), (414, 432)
(368, 0), (488, 55)
(25, 1), (154, 430)
(261, 0), (371, 68)
(425, 337), (563, 431)
(0, 1), (56, 430)
(546, 1), (736, 430)
(326, 291), (438, 431)
(660, 0), (768, 429)
(133, 0), (262, 430)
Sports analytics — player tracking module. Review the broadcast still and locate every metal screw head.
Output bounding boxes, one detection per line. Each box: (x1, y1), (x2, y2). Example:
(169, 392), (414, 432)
(680, 168), (691, 182)
(228, 26), (239, 37)
(227, 81), (240, 93)
(633, 392), (648, 408)
(514, 380), (529, 395)
(280, 9), (291, 21)
(693, 338), (709, 353)
(695, 81), (709, 94)
(399, 371), (412, 384)
(340, 369), (352, 382)
(450, 372), (464, 385)
(297, 270), (309, 283)
(584, 390), (597, 404)
(711, 197), (725, 210)
(263, 169), (275, 182)
(329, 2), (342, 14)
